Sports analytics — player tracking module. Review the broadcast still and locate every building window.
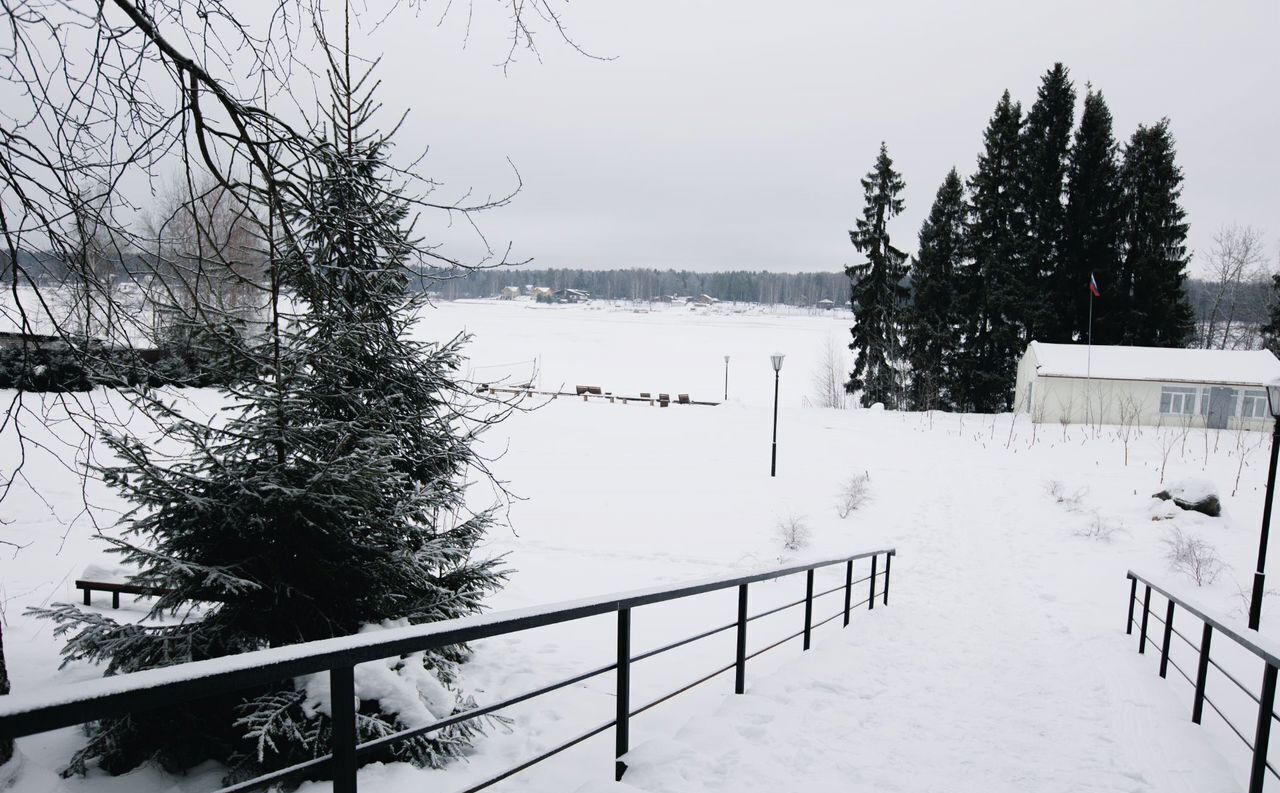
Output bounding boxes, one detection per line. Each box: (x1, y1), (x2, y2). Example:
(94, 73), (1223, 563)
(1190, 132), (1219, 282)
(1242, 390), (1269, 419)
(1160, 386), (1196, 415)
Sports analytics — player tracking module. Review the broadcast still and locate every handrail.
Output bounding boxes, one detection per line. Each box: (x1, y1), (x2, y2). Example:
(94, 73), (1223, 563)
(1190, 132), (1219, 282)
(1125, 570), (1280, 793)
(0, 548), (894, 738)
(1128, 570), (1280, 667)
(1, 547), (897, 793)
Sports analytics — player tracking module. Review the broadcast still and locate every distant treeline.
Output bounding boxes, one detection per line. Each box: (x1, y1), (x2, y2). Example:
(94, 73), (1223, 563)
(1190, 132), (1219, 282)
(417, 267), (853, 306)
(6, 253), (1271, 338)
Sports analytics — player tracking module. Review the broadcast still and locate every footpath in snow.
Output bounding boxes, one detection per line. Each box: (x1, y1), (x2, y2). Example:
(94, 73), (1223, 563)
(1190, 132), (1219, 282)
(606, 483), (1244, 793)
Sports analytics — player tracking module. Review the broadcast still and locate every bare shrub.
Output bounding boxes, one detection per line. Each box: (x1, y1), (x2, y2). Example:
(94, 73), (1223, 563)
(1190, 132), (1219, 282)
(1044, 480), (1087, 511)
(1163, 527), (1225, 586)
(776, 515), (812, 551)
(1075, 510), (1123, 541)
(837, 473), (871, 518)
(1232, 581), (1280, 619)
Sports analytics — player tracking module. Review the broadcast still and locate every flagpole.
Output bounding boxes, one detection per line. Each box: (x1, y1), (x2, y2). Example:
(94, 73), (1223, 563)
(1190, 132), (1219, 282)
(1087, 288), (1093, 380)
(1087, 274), (1095, 428)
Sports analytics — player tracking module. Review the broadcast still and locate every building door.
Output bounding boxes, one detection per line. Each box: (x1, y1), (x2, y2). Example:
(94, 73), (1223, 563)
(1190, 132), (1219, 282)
(1207, 387), (1235, 429)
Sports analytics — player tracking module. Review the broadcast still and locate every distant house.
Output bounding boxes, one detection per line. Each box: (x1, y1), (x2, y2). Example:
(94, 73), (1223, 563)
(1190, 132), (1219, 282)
(531, 287), (556, 303)
(560, 288), (590, 304)
(1014, 341), (1280, 429)
(816, 299), (835, 310)
(0, 331), (65, 350)
(499, 286), (520, 300)
(693, 294), (718, 306)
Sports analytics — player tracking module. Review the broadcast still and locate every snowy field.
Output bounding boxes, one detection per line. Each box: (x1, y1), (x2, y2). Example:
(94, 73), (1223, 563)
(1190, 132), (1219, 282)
(3, 298), (1279, 792)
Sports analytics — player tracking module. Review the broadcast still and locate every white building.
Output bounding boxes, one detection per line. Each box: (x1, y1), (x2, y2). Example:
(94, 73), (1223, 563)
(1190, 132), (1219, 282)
(1013, 342), (1280, 430)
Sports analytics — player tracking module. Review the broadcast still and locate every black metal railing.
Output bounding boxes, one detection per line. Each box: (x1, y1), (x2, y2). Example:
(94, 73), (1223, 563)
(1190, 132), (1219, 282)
(0, 548), (897, 793)
(1125, 570), (1280, 793)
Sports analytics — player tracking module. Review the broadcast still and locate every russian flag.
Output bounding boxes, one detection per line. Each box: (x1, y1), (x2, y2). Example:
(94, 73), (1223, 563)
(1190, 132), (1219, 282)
(1089, 273), (1101, 298)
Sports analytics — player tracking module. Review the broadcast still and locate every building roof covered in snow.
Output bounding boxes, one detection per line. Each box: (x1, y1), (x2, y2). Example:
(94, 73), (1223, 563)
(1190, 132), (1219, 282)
(1026, 341), (1280, 386)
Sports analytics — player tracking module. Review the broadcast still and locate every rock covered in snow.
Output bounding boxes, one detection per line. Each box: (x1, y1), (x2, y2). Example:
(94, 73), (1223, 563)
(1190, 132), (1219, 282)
(1152, 478), (1221, 517)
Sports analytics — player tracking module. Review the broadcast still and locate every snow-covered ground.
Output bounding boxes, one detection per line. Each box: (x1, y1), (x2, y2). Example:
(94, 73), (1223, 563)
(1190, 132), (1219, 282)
(3, 299), (1279, 792)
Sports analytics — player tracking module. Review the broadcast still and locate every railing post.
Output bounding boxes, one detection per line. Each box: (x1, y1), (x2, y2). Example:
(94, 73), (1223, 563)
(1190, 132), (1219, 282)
(803, 569), (814, 650)
(1159, 599), (1175, 678)
(1139, 585), (1152, 654)
(1126, 574), (1137, 635)
(843, 560), (853, 627)
(615, 608), (631, 782)
(1192, 623), (1213, 724)
(869, 555), (878, 611)
(735, 584), (748, 694)
(1249, 663), (1278, 793)
(883, 554), (891, 606)
(330, 665), (357, 793)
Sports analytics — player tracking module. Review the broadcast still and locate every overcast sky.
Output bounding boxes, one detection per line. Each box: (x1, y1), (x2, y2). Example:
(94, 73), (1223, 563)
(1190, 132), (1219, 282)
(357, 0), (1278, 276)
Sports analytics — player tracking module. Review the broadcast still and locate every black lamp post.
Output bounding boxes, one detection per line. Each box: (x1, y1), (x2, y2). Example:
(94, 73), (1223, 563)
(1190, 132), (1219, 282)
(1249, 381), (1280, 630)
(724, 355), (730, 401)
(770, 354), (784, 477)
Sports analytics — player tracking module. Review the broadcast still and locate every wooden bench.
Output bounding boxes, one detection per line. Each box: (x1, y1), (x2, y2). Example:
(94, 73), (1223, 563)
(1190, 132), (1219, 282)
(76, 580), (170, 609)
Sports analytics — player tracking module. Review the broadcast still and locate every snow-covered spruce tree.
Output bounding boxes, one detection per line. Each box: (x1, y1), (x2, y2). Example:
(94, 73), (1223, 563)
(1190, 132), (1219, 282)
(1018, 63), (1075, 344)
(904, 168), (966, 411)
(1063, 87), (1124, 344)
(1115, 119), (1194, 347)
(845, 142), (909, 409)
(31, 46), (507, 781)
(955, 90), (1026, 413)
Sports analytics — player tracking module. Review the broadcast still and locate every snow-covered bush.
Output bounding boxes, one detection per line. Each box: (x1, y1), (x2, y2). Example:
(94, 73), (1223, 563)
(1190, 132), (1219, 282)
(837, 473), (871, 518)
(1163, 527), (1225, 586)
(776, 516), (812, 551)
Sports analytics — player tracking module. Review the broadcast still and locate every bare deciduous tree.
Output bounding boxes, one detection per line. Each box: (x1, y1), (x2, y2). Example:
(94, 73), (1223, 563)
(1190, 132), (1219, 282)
(811, 334), (849, 409)
(1200, 224), (1269, 350)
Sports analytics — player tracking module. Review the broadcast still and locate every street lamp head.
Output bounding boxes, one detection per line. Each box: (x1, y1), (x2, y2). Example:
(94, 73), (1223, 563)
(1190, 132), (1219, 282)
(770, 353), (785, 373)
(1267, 377), (1280, 419)
(724, 355), (730, 363)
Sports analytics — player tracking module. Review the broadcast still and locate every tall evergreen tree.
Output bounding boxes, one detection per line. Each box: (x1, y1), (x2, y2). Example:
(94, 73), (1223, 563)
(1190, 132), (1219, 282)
(1115, 119), (1194, 346)
(33, 39), (506, 781)
(955, 91), (1026, 412)
(1019, 63), (1075, 343)
(845, 142), (909, 408)
(905, 168), (966, 410)
(1063, 87), (1124, 344)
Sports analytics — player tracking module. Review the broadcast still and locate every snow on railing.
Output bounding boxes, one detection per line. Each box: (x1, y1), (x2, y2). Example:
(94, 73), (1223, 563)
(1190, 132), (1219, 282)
(1126, 570), (1280, 793)
(1, 548), (897, 793)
